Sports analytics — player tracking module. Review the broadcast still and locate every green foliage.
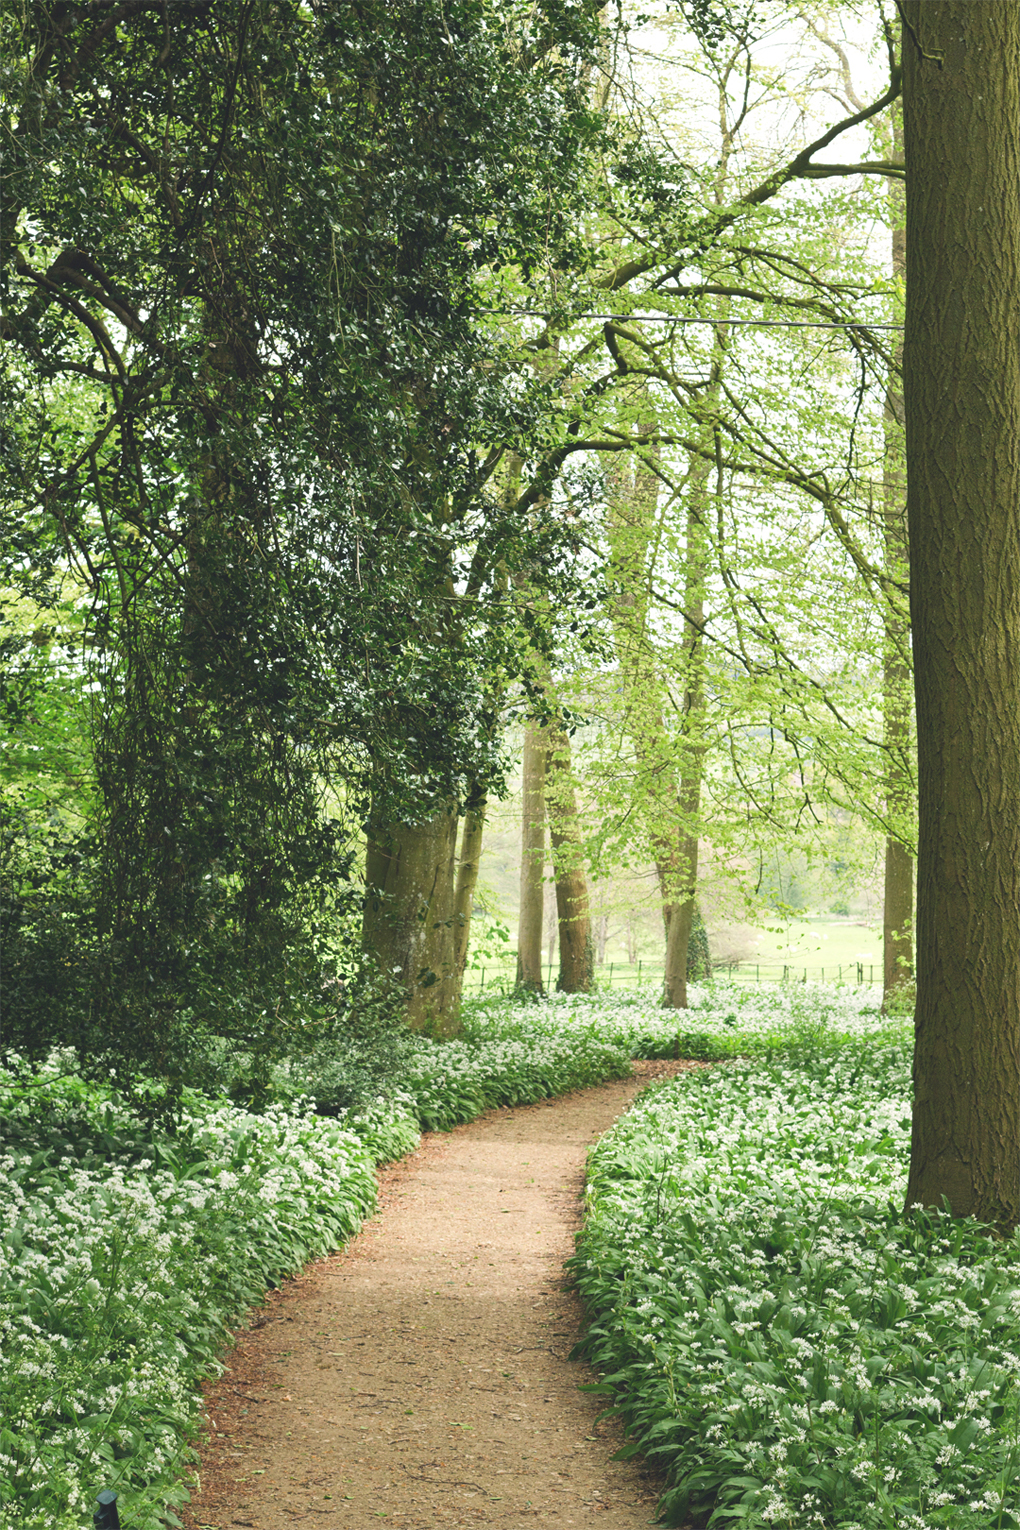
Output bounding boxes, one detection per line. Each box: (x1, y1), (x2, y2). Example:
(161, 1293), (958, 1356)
(0, 1053), (381, 1530)
(0, 813), (99, 1057)
(572, 995), (1020, 1530)
(0, 0), (612, 1095)
(274, 972), (426, 1117)
(493, 981), (900, 1065)
(686, 905), (712, 982)
(404, 1010), (631, 1130)
(0, 592), (104, 1056)
(465, 905), (513, 969)
(277, 993), (637, 1128)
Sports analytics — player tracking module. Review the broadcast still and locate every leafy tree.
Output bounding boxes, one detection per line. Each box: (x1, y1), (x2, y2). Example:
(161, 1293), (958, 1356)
(544, 3), (911, 999)
(0, 0), (606, 1087)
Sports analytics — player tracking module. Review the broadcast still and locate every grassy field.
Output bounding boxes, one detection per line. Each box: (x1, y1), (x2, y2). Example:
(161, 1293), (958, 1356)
(461, 916), (885, 993)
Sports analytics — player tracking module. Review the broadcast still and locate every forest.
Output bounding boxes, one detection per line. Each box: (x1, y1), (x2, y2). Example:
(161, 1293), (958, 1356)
(2, 2), (1019, 1528)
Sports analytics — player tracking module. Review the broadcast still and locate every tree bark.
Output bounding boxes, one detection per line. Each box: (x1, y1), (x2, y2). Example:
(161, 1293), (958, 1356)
(902, 1), (1020, 1229)
(545, 723), (594, 993)
(662, 438), (711, 1010)
(362, 805), (461, 1035)
(883, 835), (913, 1001)
(595, 911), (609, 966)
(605, 434), (688, 943)
(882, 108), (915, 1011)
(515, 721), (547, 994)
(452, 796), (486, 985)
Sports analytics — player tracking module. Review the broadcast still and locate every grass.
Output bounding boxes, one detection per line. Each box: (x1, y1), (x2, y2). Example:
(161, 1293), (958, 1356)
(748, 916), (883, 972)
(460, 925), (886, 992)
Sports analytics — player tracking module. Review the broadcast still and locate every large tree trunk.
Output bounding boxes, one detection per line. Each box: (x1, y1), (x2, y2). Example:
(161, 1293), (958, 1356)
(362, 805), (461, 1035)
(882, 109), (915, 1011)
(902, 1), (1020, 1229)
(515, 720), (547, 994)
(545, 723), (594, 993)
(452, 796), (486, 990)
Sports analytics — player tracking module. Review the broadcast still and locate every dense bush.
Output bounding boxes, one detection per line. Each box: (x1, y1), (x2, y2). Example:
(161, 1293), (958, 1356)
(0, 815), (100, 1059)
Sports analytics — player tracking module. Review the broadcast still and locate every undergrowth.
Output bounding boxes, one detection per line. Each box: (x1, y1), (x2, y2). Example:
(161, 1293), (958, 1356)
(0, 993), (639, 1528)
(2, 981), (922, 1529)
(572, 1027), (1020, 1530)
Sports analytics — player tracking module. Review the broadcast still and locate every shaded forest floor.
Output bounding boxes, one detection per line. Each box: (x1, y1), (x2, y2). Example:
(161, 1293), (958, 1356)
(182, 1060), (704, 1530)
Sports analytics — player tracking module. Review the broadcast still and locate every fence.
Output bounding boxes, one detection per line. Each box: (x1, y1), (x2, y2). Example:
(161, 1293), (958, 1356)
(460, 958), (880, 994)
(94, 1492), (120, 1529)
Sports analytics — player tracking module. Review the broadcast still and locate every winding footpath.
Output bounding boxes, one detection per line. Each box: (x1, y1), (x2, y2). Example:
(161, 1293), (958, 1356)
(183, 1061), (699, 1530)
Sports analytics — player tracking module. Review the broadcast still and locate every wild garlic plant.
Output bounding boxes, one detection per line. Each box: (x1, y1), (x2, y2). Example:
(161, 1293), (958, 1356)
(573, 1030), (1020, 1529)
(0, 1053), (382, 1530)
(2, 983), (920, 1529)
(0, 1007), (633, 1527)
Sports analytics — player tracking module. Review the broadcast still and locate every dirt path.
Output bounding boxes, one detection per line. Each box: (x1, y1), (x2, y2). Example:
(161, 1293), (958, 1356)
(183, 1061), (699, 1530)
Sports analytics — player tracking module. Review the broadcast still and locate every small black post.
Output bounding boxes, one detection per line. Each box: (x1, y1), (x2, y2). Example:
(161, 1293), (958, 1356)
(94, 1490), (121, 1530)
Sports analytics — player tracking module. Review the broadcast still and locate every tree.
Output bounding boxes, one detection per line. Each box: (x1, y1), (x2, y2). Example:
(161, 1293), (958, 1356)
(515, 718), (548, 995)
(0, 0), (607, 1081)
(544, 719), (595, 993)
(901, 0), (1020, 1230)
(540, 7), (908, 1002)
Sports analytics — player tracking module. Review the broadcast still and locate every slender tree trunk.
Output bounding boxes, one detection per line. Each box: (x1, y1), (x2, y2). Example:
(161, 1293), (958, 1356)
(662, 789), (702, 1006)
(595, 911), (609, 965)
(362, 805), (461, 1034)
(545, 723), (594, 993)
(882, 111), (915, 1011)
(604, 424), (688, 946)
(452, 795), (486, 986)
(902, 1), (1020, 1229)
(662, 444), (711, 1009)
(545, 893), (558, 970)
(515, 720), (546, 994)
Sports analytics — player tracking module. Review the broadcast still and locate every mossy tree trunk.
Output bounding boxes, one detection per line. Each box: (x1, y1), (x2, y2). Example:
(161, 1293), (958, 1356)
(902, 0), (1020, 1229)
(545, 723), (594, 994)
(515, 720), (547, 995)
(363, 805), (461, 1035)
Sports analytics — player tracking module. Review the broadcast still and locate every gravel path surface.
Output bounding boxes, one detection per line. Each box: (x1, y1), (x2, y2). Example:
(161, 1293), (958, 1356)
(183, 1061), (702, 1530)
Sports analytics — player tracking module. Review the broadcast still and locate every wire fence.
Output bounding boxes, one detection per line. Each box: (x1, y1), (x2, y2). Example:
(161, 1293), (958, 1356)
(461, 958), (881, 995)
